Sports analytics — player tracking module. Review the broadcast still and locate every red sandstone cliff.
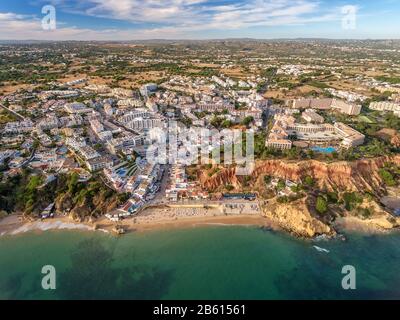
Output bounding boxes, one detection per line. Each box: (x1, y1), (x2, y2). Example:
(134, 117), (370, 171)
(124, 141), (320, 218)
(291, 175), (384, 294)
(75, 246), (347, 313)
(200, 155), (400, 194)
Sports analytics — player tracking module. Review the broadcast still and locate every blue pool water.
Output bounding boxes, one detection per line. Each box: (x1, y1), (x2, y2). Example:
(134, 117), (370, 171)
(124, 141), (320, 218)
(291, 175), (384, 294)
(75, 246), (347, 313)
(116, 168), (127, 177)
(311, 146), (337, 154)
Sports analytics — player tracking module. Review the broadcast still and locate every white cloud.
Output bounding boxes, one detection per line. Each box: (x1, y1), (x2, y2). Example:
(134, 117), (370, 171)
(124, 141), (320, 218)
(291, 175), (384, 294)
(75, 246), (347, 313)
(0, 0), (343, 40)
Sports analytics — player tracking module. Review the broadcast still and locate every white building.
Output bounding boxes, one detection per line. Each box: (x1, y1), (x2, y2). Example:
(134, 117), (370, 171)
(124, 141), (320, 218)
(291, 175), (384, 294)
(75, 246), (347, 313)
(302, 110), (324, 123)
(369, 101), (400, 117)
(4, 120), (34, 134)
(65, 103), (93, 114)
(140, 83), (158, 97)
(86, 156), (113, 172)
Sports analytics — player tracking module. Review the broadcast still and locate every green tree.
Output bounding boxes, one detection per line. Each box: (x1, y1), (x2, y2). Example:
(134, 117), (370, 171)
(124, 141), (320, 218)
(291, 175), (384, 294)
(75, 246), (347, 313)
(276, 180), (286, 191)
(264, 175), (272, 185)
(241, 116), (254, 127)
(379, 169), (396, 186)
(68, 173), (80, 194)
(316, 196), (328, 214)
(304, 176), (315, 187)
(222, 119), (233, 128)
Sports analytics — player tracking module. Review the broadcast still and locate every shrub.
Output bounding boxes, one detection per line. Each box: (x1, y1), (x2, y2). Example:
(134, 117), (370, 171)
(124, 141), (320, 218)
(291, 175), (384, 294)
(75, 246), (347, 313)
(316, 196), (328, 214)
(304, 176), (315, 187)
(379, 169), (396, 187)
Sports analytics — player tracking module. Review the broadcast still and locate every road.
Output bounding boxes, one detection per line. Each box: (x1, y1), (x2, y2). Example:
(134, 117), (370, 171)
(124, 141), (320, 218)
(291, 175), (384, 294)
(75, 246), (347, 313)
(0, 103), (25, 121)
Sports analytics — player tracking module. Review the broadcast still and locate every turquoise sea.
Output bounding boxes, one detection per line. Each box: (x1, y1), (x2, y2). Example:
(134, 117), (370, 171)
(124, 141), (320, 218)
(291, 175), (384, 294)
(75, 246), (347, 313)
(0, 226), (400, 300)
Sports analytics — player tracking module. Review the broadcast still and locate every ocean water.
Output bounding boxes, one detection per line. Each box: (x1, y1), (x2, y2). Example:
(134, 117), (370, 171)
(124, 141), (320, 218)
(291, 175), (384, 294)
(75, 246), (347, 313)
(0, 227), (400, 300)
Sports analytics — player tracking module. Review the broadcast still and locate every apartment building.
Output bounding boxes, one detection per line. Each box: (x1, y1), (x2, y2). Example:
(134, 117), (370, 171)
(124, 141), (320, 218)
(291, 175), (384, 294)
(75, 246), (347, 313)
(38, 90), (79, 100)
(78, 146), (100, 160)
(232, 108), (264, 121)
(64, 103), (93, 114)
(369, 101), (400, 116)
(265, 138), (293, 150)
(265, 114), (294, 150)
(4, 120), (34, 134)
(59, 115), (83, 128)
(334, 122), (365, 148)
(117, 99), (144, 108)
(111, 88), (134, 98)
(292, 98), (332, 110)
(291, 98), (362, 115)
(125, 118), (164, 131)
(85, 84), (111, 94)
(302, 110), (324, 123)
(195, 102), (235, 113)
(166, 165), (190, 202)
(90, 119), (104, 134)
(86, 156), (113, 172)
(118, 109), (153, 124)
(37, 116), (59, 130)
(140, 83), (158, 97)
(97, 131), (113, 142)
(107, 134), (145, 155)
(331, 99), (362, 116)
(212, 76), (228, 88)
(266, 114), (364, 150)
(65, 137), (86, 149)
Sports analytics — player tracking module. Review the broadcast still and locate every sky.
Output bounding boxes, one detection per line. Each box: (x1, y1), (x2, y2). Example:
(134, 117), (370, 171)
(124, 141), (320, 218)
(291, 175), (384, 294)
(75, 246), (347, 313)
(0, 0), (399, 40)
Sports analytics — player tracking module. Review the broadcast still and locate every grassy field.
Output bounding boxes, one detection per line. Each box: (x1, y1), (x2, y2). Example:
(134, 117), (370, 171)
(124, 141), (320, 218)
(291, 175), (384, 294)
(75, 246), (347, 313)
(358, 115), (375, 124)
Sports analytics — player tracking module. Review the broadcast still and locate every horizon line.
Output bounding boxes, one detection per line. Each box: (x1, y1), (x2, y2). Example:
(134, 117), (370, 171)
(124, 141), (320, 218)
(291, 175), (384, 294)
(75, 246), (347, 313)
(1, 37), (400, 43)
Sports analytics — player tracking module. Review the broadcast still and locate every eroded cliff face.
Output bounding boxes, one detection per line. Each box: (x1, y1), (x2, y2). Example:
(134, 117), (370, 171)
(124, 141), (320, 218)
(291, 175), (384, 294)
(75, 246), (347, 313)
(263, 199), (333, 238)
(55, 191), (122, 223)
(347, 198), (400, 230)
(392, 135), (400, 148)
(198, 157), (400, 238)
(376, 129), (400, 148)
(200, 155), (400, 194)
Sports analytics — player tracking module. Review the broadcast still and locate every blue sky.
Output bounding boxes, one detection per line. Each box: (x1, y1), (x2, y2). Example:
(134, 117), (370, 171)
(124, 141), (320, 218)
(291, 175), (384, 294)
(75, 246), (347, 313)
(0, 0), (399, 40)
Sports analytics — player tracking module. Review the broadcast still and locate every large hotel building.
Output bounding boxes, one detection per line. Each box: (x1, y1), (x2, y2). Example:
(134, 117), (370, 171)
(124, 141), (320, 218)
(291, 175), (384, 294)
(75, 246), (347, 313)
(290, 98), (362, 116)
(265, 114), (365, 150)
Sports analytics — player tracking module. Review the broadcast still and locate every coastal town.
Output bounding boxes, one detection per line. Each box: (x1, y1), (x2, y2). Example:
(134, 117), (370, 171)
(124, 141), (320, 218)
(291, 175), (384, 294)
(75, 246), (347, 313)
(3, 0), (400, 303)
(0, 40), (400, 237)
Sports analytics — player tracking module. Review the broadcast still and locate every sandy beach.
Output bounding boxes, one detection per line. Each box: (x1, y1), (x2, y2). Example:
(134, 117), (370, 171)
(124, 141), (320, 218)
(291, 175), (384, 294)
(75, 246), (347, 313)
(0, 206), (279, 237)
(0, 214), (95, 237)
(1, 205), (398, 238)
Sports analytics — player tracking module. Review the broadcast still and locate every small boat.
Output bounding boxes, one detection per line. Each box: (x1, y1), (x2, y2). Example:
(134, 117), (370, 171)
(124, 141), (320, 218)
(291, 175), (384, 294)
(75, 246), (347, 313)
(313, 245), (330, 253)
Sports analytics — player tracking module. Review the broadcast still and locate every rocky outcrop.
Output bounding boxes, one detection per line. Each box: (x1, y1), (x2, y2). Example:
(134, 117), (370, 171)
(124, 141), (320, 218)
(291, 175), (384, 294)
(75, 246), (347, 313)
(198, 157), (400, 238)
(392, 135), (400, 148)
(363, 215), (399, 229)
(263, 199), (334, 238)
(55, 190), (125, 222)
(55, 193), (73, 213)
(376, 128), (400, 148)
(199, 166), (240, 191)
(352, 198), (400, 230)
(200, 155), (400, 194)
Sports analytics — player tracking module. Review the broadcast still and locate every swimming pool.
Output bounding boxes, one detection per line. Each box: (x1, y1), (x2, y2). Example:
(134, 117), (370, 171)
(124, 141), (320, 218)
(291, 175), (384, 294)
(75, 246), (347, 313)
(310, 146), (337, 154)
(116, 168), (128, 177)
